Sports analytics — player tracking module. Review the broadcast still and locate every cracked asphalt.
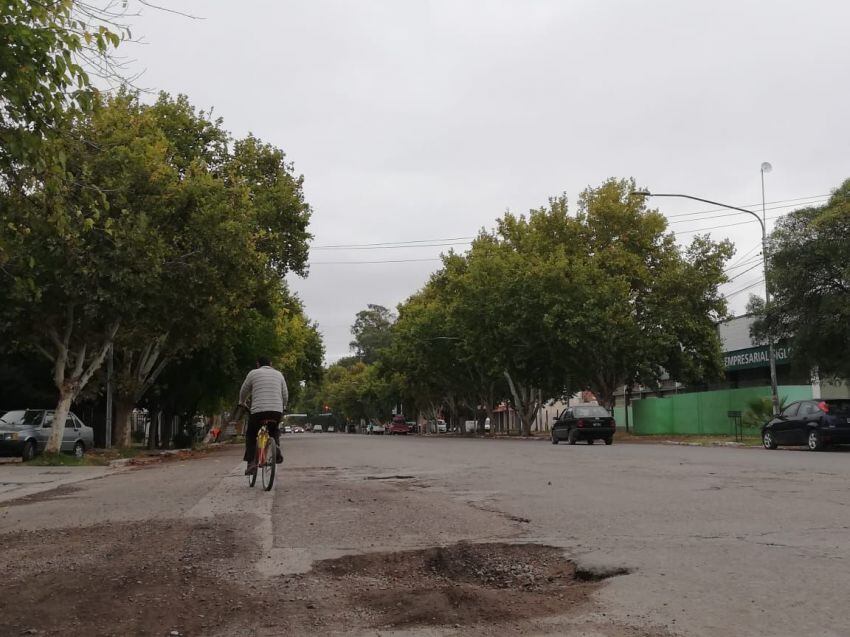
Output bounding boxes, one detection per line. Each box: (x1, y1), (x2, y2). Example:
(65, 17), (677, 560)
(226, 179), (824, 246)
(1, 434), (848, 636)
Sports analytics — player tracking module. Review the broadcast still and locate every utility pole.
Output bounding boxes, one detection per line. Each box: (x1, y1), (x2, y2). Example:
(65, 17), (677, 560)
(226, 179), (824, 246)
(105, 343), (113, 448)
(633, 182), (781, 416)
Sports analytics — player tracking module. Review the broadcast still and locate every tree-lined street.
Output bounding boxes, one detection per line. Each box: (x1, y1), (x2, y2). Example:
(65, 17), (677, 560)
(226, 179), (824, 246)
(2, 437), (849, 636)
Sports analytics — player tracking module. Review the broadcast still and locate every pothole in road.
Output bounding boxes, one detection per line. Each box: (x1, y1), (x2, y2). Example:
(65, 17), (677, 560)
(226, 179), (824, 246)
(310, 541), (631, 628)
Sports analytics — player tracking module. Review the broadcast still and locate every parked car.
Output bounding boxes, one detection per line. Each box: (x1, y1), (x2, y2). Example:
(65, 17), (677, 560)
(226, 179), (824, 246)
(762, 399), (850, 451)
(436, 419), (447, 433)
(0, 409), (94, 460)
(312, 424), (324, 432)
(283, 425), (293, 434)
(406, 421), (419, 434)
(366, 422), (385, 435)
(327, 426), (336, 432)
(551, 405), (615, 445)
(388, 416), (411, 435)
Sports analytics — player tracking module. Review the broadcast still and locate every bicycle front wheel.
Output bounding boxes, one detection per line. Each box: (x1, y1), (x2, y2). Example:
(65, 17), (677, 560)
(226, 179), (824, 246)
(262, 439), (276, 491)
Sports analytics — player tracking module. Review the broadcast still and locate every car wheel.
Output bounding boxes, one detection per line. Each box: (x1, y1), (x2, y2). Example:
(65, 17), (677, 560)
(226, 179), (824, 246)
(74, 441), (85, 458)
(808, 430), (824, 451)
(587, 438), (594, 445)
(551, 432), (559, 445)
(567, 429), (577, 445)
(762, 430), (778, 450)
(604, 437), (613, 445)
(22, 440), (36, 462)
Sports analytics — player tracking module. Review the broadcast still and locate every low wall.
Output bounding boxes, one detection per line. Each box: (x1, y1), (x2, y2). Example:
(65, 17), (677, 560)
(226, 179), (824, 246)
(631, 385), (813, 436)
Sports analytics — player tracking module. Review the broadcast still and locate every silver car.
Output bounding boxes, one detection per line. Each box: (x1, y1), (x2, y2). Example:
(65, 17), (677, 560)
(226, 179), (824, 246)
(0, 409), (94, 460)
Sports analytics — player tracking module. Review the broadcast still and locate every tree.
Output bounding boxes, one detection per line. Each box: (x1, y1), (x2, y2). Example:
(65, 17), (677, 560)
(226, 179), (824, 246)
(0, 0), (126, 165)
(752, 180), (850, 379)
(349, 304), (396, 363)
(0, 89), (315, 451)
(384, 178), (733, 436)
(107, 93), (312, 445)
(0, 94), (175, 453)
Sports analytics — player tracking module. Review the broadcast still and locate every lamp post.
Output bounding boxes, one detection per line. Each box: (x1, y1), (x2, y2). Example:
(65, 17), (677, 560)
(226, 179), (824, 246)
(633, 177), (781, 416)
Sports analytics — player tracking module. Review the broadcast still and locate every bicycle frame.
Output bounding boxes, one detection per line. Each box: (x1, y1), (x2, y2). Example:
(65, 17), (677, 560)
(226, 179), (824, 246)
(257, 425), (269, 465)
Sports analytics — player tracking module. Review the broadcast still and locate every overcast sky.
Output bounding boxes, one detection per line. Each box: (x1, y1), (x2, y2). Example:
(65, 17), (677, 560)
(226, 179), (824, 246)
(127, 0), (850, 362)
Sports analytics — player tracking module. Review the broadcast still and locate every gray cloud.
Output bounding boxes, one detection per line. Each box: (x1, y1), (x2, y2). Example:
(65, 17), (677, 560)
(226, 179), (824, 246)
(128, 0), (850, 361)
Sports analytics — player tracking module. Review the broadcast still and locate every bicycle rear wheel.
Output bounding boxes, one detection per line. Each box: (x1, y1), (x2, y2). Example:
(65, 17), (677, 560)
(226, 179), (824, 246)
(262, 439), (276, 491)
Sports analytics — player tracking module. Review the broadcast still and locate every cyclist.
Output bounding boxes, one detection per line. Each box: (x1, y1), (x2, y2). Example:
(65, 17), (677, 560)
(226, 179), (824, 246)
(239, 356), (288, 475)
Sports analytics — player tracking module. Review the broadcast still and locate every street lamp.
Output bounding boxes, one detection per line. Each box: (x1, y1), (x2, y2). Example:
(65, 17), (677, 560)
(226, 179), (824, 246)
(633, 176), (781, 416)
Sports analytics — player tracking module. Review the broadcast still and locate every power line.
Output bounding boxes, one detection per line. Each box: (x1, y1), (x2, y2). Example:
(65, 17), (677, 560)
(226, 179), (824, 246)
(667, 198), (828, 226)
(676, 212), (786, 235)
(662, 194), (828, 219)
(724, 279), (765, 299)
(724, 255), (761, 274)
(311, 236), (474, 249)
(307, 193), (830, 253)
(726, 243), (761, 269)
(310, 257), (443, 265)
(312, 241), (471, 251)
(726, 262), (762, 282)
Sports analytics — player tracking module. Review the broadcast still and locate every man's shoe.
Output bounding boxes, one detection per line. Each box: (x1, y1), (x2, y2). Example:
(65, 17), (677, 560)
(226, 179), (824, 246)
(276, 450), (284, 464)
(244, 463), (257, 475)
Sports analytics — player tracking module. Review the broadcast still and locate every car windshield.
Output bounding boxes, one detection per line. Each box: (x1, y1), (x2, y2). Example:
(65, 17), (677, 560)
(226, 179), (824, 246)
(572, 406), (610, 418)
(0, 409), (43, 426)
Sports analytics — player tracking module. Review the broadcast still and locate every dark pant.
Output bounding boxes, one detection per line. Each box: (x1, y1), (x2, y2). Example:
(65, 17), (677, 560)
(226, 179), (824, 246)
(244, 411), (281, 462)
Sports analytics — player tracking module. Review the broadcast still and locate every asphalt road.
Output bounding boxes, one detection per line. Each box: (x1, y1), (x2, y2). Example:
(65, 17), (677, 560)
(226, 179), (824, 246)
(2, 436), (849, 636)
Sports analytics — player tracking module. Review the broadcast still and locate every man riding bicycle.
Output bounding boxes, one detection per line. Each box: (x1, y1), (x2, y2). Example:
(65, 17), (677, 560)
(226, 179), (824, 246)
(239, 356), (288, 475)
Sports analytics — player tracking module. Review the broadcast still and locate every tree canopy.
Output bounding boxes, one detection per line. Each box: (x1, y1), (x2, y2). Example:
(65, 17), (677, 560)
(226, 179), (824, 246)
(0, 89), (316, 450)
(349, 304), (396, 364)
(383, 178), (733, 435)
(753, 179), (850, 379)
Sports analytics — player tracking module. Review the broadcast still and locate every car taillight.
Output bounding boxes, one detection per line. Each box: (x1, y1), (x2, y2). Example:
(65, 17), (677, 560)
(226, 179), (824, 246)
(577, 419), (585, 428)
(818, 401), (829, 413)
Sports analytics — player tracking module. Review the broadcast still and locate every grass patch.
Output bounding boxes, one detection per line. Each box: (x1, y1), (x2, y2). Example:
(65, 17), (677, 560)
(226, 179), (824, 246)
(27, 453), (109, 467)
(26, 446), (147, 467)
(615, 432), (762, 447)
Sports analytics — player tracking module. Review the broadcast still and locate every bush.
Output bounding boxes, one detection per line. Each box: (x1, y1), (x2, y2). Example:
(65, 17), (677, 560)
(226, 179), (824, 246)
(172, 430), (193, 449)
(130, 429), (145, 444)
(742, 396), (788, 429)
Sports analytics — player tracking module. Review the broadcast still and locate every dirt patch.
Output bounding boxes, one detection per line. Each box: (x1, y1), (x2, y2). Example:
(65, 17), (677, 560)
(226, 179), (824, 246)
(4, 483), (83, 506)
(307, 541), (618, 629)
(0, 517), (266, 637)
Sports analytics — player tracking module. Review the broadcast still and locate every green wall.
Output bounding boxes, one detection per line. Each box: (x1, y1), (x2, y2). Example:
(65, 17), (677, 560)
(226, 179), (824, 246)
(613, 405), (634, 431)
(631, 385), (813, 436)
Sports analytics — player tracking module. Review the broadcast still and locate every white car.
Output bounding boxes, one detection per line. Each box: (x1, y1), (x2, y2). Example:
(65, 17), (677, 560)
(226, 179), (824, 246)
(327, 426), (336, 432)
(312, 424), (323, 432)
(283, 425), (293, 434)
(437, 419), (447, 433)
(367, 423), (385, 435)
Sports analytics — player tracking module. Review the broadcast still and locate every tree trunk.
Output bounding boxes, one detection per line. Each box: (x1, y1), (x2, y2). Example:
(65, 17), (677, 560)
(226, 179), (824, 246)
(503, 371), (538, 437)
(45, 388), (74, 453)
(113, 399), (134, 448)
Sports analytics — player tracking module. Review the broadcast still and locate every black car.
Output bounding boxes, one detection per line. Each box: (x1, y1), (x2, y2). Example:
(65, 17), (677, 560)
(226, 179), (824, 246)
(551, 405), (616, 445)
(762, 399), (850, 451)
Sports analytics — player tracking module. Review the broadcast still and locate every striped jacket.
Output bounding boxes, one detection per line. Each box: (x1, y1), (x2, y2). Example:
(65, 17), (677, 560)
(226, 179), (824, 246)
(239, 366), (289, 414)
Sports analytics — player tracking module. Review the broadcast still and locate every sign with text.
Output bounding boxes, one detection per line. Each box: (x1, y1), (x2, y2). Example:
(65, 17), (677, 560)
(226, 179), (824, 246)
(724, 344), (792, 371)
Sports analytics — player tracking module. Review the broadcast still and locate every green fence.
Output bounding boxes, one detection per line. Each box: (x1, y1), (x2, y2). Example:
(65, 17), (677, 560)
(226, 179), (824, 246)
(631, 385), (813, 436)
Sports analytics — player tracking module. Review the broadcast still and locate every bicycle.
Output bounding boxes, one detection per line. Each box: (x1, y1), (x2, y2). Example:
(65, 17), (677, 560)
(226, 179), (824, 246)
(248, 420), (279, 491)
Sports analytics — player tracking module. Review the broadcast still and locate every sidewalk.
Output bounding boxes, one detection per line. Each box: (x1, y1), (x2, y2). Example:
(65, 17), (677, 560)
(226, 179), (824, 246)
(0, 464), (117, 505)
